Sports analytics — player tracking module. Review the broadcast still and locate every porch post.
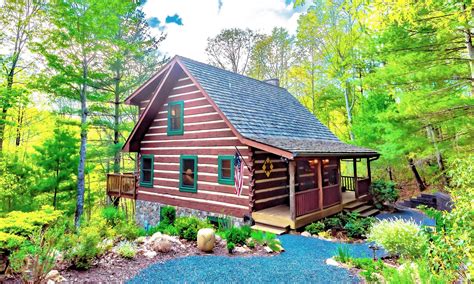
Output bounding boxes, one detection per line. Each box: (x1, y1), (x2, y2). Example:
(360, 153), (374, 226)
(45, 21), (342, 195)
(317, 159), (323, 210)
(353, 158), (358, 198)
(367, 158), (371, 183)
(289, 160), (296, 221)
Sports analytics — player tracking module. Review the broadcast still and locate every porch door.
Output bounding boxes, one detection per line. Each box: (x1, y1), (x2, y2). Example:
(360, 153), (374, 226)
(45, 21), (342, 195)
(294, 160), (321, 216)
(321, 159), (341, 208)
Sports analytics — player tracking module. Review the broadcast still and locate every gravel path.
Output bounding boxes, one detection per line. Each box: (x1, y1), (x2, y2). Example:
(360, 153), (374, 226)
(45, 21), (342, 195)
(376, 207), (436, 226)
(128, 235), (382, 283)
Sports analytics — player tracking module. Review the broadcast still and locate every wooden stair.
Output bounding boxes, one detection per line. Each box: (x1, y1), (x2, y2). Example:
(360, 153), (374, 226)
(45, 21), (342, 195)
(251, 223), (288, 235)
(343, 199), (379, 217)
(251, 206), (291, 235)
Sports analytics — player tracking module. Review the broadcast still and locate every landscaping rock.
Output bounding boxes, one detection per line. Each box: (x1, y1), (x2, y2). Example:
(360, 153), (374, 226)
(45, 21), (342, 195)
(197, 228), (215, 252)
(234, 246), (249, 254)
(301, 231), (311, 237)
(215, 234), (222, 244)
(325, 258), (340, 267)
(264, 246), (273, 253)
(143, 250), (157, 259)
(45, 269), (66, 282)
(152, 239), (172, 253)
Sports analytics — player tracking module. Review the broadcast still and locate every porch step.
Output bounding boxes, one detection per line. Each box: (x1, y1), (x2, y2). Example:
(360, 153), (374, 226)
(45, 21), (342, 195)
(251, 223), (288, 235)
(360, 208), (380, 217)
(352, 205), (374, 214)
(343, 200), (366, 210)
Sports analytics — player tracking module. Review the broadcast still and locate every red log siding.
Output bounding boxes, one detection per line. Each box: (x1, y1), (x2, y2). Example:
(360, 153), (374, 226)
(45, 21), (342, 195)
(252, 150), (289, 211)
(136, 72), (251, 218)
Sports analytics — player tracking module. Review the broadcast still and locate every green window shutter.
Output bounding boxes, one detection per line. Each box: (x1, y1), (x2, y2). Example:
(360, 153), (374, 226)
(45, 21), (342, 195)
(167, 101), (184, 136)
(179, 155), (198, 192)
(218, 155), (234, 185)
(140, 154), (154, 187)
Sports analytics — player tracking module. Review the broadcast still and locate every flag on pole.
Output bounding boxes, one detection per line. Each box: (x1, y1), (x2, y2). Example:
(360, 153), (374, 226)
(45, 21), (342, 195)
(234, 152), (244, 196)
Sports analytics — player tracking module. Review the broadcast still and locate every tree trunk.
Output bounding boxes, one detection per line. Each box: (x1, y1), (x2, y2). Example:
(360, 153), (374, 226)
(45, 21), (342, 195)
(113, 70), (121, 208)
(0, 73), (15, 153)
(408, 158), (426, 191)
(426, 125), (449, 186)
(387, 167), (393, 181)
(15, 105), (24, 147)
(463, 5), (474, 96)
(343, 80), (355, 140)
(74, 59), (88, 228)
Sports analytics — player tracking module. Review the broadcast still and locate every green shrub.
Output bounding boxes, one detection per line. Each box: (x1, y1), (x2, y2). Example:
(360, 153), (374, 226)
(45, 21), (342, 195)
(0, 206), (62, 237)
(368, 218), (428, 259)
(323, 213), (345, 229)
(369, 180), (399, 209)
(247, 240), (255, 249)
(63, 226), (103, 270)
(224, 226), (251, 245)
(250, 230), (265, 245)
(116, 241), (136, 259)
(227, 242), (235, 253)
(101, 206), (125, 227)
(160, 206), (176, 225)
(174, 217), (211, 241)
(334, 245), (351, 263)
(305, 221), (325, 235)
(117, 221), (143, 240)
(344, 213), (374, 238)
(267, 238), (282, 252)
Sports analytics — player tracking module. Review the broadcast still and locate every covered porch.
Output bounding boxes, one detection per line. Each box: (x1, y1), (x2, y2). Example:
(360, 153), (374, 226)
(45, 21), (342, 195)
(252, 156), (379, 232)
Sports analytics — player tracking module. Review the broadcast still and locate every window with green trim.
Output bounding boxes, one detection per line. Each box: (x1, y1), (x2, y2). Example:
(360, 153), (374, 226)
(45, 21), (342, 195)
(179, 155), (198, 192)
(140, 154), (154, 187)
(167, 101), (184, 135)
(218, 155), (234, 185)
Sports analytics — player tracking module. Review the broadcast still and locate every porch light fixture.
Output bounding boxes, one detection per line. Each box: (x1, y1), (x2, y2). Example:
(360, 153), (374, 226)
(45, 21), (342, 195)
(322, 159), (330, 165)
(308, 159), (319, 167)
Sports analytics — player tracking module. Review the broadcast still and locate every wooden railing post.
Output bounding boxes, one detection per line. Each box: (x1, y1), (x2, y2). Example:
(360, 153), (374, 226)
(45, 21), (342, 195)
(119, 174), (122, 197)
(317, 159), (323, 210)
(353, 158), (358, 198)
(289, 160), (296, 221)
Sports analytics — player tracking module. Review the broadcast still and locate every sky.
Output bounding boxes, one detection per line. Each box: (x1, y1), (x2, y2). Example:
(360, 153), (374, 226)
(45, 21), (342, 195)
(142, 0), (308, 61)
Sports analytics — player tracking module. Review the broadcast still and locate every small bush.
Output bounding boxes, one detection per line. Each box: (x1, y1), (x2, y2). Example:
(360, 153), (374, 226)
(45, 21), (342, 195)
(369, 180), (399, 209)
(250, 230), (265, 245)
(305, 221), (325, 235)
(224, 226), (251, 245)
(344, 214), (374, 238)
(117, 222), (143, 240)
(116, 241), (136, 259)
(63, 226), (103, 270)
(247, 240), (255, 249)
(323, 214), (345, 230)
(267, 238), (282, 252)
(160, 206), (176, 225)
(227, 242), (235, 253)
(368, 218), (428, 259)
(174, 217), (211, 241)
(101, 206), (125, 227)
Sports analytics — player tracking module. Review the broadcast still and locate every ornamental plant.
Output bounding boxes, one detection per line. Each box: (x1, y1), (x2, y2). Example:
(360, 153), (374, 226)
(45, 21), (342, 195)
(368, 218), (428, 259)
(369, 180), (399, 209)
(305, 221), (325, 235)
(174, 216), (211, 241)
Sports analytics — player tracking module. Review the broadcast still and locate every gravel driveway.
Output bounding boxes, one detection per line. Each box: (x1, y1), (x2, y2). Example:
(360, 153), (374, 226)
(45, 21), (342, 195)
(128, 234), (381, 283)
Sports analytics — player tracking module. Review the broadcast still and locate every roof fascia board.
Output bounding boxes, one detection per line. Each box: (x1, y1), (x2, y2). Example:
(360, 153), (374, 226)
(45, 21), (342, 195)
(124, 63), (172, 105)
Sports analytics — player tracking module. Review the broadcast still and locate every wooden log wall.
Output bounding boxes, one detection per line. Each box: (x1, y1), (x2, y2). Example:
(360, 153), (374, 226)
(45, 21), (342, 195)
(252, 150), (289, 211)
(136, 68), (252, 218)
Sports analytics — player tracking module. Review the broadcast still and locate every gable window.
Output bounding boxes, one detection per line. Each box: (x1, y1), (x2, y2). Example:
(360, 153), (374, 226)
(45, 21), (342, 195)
(140, 154), (154, 187)
(167, 101), (184, 135)
(179, 155), (198, 192)
(218, 156), (234, 185)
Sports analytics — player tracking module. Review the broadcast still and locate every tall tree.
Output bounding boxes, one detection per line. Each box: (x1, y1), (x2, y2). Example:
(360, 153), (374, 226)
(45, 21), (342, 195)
(206, 28), (261, 74)
(35, 0), (132, 227)
(0, 0), (44, 153)
(249, 27), (294, 88)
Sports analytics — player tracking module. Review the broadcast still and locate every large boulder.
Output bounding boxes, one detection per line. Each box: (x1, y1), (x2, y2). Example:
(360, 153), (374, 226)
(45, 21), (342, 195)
(152, 239), (172, 253)
(45, 269), (66, 283)
(197, 228), (215, 252)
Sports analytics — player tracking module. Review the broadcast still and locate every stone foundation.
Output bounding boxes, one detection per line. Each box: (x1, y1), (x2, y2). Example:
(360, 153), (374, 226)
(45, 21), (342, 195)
(135, 199), (246, 228)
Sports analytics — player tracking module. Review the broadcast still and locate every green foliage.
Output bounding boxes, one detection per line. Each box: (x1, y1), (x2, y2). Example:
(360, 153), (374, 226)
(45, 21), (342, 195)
(368, 218), (428, 259)
(160, 206), (176, 225)
(250, 230), (279, 250)
(322, 213), (345, 230)
(116, 221), (144, 241)
(116, 241), (136, 259)
(62, 226), (103, 270)
(0, 206), (62, 237)
(369, 180), (399, 209)
(334, 245), (351, 263)
(224, 226), (251, 246)
(343, 213), (375, 238)
(305, 221), (325, 235)
(247, 240), (255, 249)
(227, 241), (235, 253)
(101, 206), (125, 227)
(174, 217), (211, 241)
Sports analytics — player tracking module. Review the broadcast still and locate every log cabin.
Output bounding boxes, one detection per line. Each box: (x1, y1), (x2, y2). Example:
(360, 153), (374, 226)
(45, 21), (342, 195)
(106, 55), (380, 234)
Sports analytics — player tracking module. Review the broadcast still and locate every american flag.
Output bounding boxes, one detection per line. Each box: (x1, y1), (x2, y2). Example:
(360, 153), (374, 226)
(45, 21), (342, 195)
(234, 152), (244, 196)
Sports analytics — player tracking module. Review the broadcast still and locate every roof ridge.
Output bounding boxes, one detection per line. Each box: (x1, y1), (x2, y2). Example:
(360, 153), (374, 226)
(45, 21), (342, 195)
(175, 55), (288, 91)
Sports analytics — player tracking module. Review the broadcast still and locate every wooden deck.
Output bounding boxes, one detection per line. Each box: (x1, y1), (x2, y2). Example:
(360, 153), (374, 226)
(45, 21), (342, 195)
(106, 173), (137, 199)
(252, 191), (360, 230)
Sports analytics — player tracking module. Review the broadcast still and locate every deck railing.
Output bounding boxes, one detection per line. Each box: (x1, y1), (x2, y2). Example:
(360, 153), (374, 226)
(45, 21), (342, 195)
(341, 175), (355, 191)
(295, 188), (320, 217)
(106, 173), (137, 199)
(323, 184), (341, 208)
(357, 178), (371, 197)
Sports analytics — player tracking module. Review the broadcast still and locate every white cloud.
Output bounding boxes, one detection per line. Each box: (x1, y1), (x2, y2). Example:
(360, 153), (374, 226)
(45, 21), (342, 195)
(142, 0), (304, 61)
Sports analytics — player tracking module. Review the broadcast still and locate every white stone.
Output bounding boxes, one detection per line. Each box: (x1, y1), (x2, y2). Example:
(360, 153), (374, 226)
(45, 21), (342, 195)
(264, 246), (273, 253)
(143, 250), (157, 259)
(234, 246), (249, 254)
(45, 269), (66, 282)
(301, 231), (311, 237)
(197, 228), (215, 252)
(325, 258), (341, 267)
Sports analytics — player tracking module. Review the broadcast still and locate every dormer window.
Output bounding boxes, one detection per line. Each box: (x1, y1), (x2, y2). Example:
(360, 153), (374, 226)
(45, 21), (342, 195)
(167, 101), (184, 135)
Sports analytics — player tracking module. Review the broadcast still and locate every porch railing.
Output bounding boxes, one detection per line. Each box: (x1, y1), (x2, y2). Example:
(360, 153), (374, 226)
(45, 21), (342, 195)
(341, 175), (356, 191)
(357, 178), (370, 197)
(323, 184), (341, 208)
(341, 175), (371, 197)
(106, 173), (137, 199)
(295, 188), (321, 217)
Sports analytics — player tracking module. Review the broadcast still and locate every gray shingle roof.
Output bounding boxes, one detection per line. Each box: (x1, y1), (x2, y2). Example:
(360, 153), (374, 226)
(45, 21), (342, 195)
(178, 56), (378, 156)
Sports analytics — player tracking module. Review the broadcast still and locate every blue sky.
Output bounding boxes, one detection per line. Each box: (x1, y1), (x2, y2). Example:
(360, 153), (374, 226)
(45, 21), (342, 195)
(142, 0), (307, 61)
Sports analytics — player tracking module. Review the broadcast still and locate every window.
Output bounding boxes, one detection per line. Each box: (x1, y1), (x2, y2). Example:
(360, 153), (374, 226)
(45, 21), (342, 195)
(167, 101), (184, 135)
(322, 159), (338, 187)
(218, 156), (234, 185)
(296, 160), (317, 191)
(140, 154), (154, 187)
(179, 155), (198, 192)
